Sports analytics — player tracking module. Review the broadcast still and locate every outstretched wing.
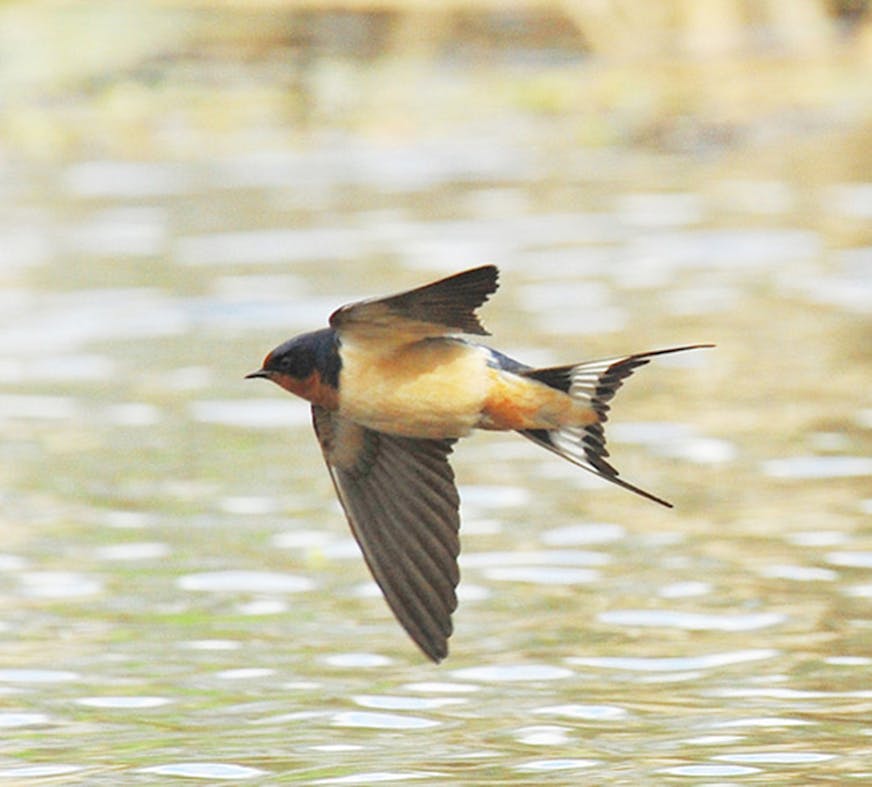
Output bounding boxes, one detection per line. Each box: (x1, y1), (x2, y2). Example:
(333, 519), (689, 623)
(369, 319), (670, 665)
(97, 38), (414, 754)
(329, 265), (499, 343)
(311, 405), (461, 662)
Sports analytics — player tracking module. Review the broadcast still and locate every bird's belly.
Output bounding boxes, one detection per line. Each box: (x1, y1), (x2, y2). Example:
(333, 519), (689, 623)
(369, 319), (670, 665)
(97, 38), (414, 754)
(338, 340), (490, 438)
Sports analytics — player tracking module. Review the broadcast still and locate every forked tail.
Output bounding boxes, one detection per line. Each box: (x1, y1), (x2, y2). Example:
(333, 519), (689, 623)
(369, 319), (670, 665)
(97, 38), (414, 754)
(518, 344), (713, 507)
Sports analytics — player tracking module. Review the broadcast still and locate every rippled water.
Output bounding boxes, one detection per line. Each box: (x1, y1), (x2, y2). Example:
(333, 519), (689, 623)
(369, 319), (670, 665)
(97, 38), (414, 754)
(2, 53), (872, 787)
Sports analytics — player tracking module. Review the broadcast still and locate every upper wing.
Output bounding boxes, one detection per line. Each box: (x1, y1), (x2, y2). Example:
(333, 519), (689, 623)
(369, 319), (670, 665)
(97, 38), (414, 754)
(311, 405), (461, 662)
(329, 265), (499, 343)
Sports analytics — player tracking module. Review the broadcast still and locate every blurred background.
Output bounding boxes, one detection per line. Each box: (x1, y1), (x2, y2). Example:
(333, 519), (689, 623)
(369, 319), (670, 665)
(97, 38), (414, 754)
(1, 1), (871, 783)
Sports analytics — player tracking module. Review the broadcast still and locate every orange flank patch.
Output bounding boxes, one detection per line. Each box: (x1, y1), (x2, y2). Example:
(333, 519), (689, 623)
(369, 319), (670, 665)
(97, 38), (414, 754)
(480, 368), (599, 431)
(271, 371), (339, 410)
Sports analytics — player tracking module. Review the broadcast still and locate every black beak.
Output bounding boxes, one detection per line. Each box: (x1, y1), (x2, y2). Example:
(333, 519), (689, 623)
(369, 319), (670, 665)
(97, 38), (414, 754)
(245, 370), (270, 380)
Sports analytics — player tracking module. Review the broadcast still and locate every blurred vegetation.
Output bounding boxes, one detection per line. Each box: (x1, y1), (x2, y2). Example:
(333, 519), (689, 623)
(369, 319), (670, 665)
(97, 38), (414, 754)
(0, 0), (870, 161)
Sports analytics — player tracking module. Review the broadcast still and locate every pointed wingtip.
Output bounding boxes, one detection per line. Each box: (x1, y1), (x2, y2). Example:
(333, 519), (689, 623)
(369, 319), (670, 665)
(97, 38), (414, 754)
(328, 264), (500, 339)
(423, 643), (448, 663)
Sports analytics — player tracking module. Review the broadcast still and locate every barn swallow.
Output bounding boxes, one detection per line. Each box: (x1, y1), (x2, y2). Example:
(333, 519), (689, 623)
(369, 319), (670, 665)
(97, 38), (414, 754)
(246, 265), (712, 662)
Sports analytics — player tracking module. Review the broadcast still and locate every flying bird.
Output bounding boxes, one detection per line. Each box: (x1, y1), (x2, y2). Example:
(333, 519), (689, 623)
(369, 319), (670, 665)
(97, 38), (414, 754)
(246, 265), (711, 661)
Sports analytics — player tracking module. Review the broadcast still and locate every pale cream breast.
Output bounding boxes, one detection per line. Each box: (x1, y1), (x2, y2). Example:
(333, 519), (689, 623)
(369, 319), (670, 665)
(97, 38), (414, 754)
(338, 339), (491, 438)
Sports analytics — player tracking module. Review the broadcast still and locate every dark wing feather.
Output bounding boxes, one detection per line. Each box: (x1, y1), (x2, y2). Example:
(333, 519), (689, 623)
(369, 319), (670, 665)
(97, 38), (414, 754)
(311, 405), (460, 662)
(329, 265), (499, 341)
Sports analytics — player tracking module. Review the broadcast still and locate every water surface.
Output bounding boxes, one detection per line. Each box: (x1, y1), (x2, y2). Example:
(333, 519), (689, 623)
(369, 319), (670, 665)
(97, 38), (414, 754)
(1, 21), (871, 786)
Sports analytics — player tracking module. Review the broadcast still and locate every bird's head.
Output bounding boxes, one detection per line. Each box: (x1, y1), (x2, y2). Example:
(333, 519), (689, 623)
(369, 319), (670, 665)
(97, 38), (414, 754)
(246, 328), (341, 404)
(247, 334), (316, 383)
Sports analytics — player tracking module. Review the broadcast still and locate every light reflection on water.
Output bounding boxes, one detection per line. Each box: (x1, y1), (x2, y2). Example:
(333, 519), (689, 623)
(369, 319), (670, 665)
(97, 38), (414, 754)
(138, 762), (267, 780)
(597, 609), (788, 631)
(177, 570), (315, 593)
(567, 649), (778, 672)
(762, 455), (872, 479)
(0, 83), (870, 787)
(76, 696), (171, 709)
(332, 710), (441, 729)
(312, 771), (440, 785)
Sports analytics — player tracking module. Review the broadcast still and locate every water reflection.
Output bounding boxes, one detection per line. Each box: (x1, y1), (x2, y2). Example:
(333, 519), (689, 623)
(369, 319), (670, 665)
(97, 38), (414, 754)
(353, 694), (466, 711)
(177, 570), (314, 593)
(0, 393), (80, 421)
(323, 653), (395, 668)
(178, 227), (368, 267)
(514, 724), (573, 745)
(482, 565), (598, 584)
(451, 664), (573, 682)
(1, 31), (870, 786)
(514, 758), (599, 773)
(332, 711), (441, 730)
(214, 668), (276, 680)
(403, 681), (481, 695)
(0, 765), (84, 779)
(0, 669), (79, 683)
(763, 456), (872, 479)
(760, 564), (838, 581)
(663, 763), (761, 777)
(0, 712), (52, 728)
(18, 572), (102, 598)
(712, 717), (812, 728)
(312, 771), (439, 785)
(75, 696), (171, 708)
(64, 160), (190, 198)
(66, 206), (168, 257)
(597, 609), (787, 631)
(535, 704), (629, 721)
(181, 640), (242, 652)
(826, 551), (872, 568)
(95, 541), (170, 560)
(139, 763), (267, 780)
(541, 522), (625, 545)
(658, 580), (712, 598)
(190, 399), (313, 429)
(609, 421), (737, 465)
(714, 752), (836, 764)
